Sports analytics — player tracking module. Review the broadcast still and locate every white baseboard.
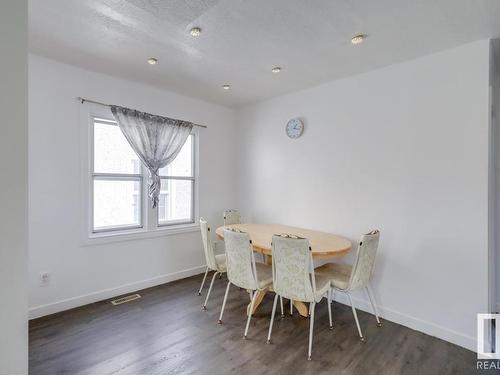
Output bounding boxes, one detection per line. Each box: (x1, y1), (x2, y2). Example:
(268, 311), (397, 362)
(28, 265), (206, 320)
(333, 293), (476, 352)
(29, 267), (478, 352)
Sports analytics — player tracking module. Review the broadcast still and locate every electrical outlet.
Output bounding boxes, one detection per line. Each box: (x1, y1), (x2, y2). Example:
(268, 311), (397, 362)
(40, 272), (50, 286)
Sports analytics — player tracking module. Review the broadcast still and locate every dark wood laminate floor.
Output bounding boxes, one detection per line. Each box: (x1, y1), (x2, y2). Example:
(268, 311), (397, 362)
(30, 273), (481, 375)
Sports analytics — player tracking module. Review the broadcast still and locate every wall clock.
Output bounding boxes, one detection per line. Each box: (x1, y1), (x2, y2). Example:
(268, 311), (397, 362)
(285, 118), (304, 139)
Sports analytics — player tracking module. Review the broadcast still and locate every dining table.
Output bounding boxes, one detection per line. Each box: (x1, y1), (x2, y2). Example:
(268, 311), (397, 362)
(215, 223), (352, 317)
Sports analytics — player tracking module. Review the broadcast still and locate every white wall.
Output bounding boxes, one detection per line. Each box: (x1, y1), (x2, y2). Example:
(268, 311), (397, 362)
(494, 72), (500, 312)
(28, 54), (236, 317)
(0, 1), (28, 374)
(236, 40), (491, 351)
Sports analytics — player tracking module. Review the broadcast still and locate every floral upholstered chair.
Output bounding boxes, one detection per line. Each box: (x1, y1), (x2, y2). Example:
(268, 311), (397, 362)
(267, 234), (333, 361)
(199, 218), (227, 310)
(223, 209), (241, 225)
(218, 228), (273, 339)
(315, 230), (381, 342)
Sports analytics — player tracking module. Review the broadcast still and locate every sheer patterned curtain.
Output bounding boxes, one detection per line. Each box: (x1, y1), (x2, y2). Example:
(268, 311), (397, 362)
(111, 106), (193, 208)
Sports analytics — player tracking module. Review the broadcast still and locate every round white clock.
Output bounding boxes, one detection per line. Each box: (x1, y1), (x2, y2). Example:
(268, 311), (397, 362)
(286, 118), (304, 139)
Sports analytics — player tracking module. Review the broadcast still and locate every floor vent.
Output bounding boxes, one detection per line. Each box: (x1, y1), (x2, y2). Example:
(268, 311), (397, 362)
(111, 293), (141, 305)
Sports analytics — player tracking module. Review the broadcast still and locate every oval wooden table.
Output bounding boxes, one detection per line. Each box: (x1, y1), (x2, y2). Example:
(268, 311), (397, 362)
(216, 223), (352, 317)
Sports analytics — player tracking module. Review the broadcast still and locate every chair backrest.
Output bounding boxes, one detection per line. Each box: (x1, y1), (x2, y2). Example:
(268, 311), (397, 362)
(223, 209), (241, 225)
(271, 234), (315, 303)
(199, 218), (218, 271)
(223, 228), (259, 290)
(348, 230), (380, 290)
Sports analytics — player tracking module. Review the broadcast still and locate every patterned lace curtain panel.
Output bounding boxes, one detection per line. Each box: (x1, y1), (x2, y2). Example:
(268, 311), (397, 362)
(111, 106), (194, 208)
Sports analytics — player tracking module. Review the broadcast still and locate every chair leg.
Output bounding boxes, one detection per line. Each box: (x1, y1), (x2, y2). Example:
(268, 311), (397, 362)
(290, 299), (293, 316)
(267, 294), (279, 344)
(202, 272), (218, 310)
(327, 290), (333, 330)
(280, 296), (284, 318)
(218, 281), (231, 324)
(308, 302), (316, 360)
(366, 284), (382, 327)
(244, 290), (258, 339)
(347, 293), (364, 342)
(198, 266), (209, 296)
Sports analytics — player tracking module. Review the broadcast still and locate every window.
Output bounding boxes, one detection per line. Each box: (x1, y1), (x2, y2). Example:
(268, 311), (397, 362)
(158, 135), (195, 225)
(90, 117), (196, 234)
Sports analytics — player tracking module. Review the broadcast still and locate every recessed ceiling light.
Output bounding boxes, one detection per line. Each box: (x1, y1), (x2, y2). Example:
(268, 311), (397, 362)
(190, 27), (202, 37)
(271, 66), (282, 73)
(147, 57), (158, 65)
(222, 84), (231, 90)
(351, 34), (365, 45)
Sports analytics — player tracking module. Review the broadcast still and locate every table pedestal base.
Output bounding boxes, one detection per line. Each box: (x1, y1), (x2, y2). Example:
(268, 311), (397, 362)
(246, 288), (309, 317)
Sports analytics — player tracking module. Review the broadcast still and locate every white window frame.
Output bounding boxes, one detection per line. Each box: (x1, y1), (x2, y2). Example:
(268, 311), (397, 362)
(90, 117), (145, 233)
(80, 103), (199, 245)
(158, 133), (196, 227)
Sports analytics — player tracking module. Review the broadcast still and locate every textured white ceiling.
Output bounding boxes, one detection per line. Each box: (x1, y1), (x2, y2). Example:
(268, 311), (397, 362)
(29, 0), (500, 107)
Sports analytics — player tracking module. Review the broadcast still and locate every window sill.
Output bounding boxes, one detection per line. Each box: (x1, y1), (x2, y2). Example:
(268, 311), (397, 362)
(82, 223), (200, 246)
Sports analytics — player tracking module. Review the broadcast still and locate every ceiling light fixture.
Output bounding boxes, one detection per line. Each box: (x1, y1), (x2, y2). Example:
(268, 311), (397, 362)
(351, 34), (365, 45)
(271, 66), (282, 73)
(222, 84), (231, 90)
(190, 27), (202, 37)
(147, 57), (158, 65)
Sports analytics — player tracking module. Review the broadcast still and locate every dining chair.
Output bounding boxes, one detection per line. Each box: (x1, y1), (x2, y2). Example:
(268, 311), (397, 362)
(199, 218), (227, 310)
(267, 234), (333, 361)
(218, 228), (275, 339)
(223, 209), (241, 225)
(315, 230), (381, 342)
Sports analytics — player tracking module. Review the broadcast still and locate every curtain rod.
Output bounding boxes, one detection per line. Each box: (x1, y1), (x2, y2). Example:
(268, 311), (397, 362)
(77, 97), (207, 129)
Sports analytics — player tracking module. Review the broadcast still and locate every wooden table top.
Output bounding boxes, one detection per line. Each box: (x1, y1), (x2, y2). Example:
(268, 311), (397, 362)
(216, 223), (352, 260)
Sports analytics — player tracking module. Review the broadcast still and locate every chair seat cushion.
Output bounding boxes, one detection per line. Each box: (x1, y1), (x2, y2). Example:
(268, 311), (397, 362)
(215, 254), (226, 272)
(314, 274), (332, 302)
(315, 262), (352, 290)
(255, 263), (273, 289)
